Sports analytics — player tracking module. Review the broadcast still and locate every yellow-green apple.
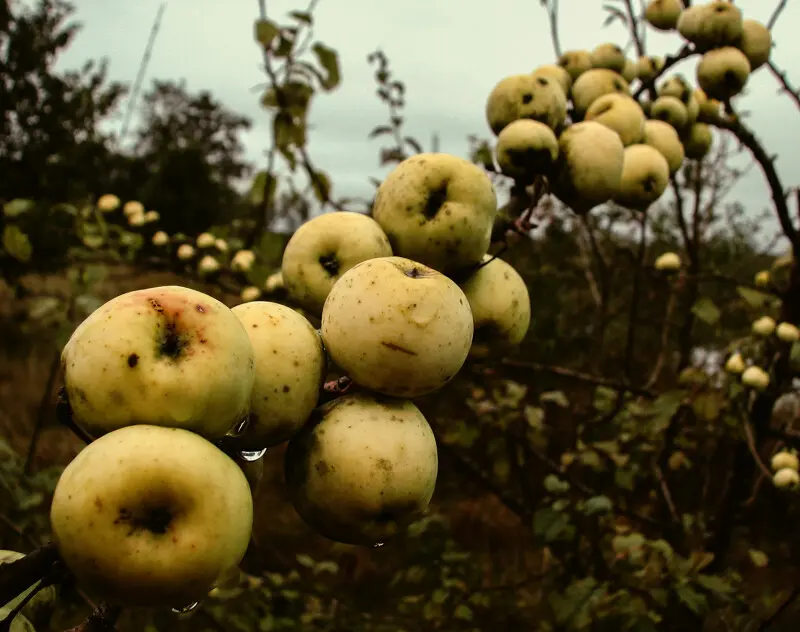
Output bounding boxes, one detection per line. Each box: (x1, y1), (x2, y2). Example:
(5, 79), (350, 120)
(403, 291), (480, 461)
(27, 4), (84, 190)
(495, 119), (559, 182)
(485, 74), (567, 135)
(650, 96), (689, 130)
(697, 47), (751, 100)
(590, 43), (626, 73)
(284, 392), (438, 546)
(61, 285), (255, 440)
(736, 19), (771, 71)
(231, 301), (326, 449)
(281, 211), (392, 316)
(682, 123), (713, 159)
(49, 424), (253, 607)
(531, 64), (572, 96)
(558, 49), (593, 82)
(643, 120), (685, 174)
(570, 68), (630, 117)
(677, 1), (742, 51)
(584, 93), (646, 146)
(644, 0), (684, 30)
(320, 257), (473, 397)
(613, 144), (670, 210)
(636, 55), (664, 82)
(371, 153), (497, 274)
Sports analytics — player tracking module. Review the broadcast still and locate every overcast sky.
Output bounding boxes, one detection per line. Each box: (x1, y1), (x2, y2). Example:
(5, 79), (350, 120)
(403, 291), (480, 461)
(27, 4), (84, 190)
(58, 0), (800, 238)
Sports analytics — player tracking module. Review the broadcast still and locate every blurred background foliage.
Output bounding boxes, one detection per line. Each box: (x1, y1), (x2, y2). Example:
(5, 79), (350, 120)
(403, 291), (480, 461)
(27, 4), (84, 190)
(1, 0), (800, 630)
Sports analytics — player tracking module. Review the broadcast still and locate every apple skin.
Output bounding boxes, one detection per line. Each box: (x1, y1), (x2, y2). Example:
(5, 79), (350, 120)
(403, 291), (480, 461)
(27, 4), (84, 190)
(61, 285), (255, 440)
(284, 392), (438, 546)
(321, 257), (474, 398)
(49, 424), (254, 608)
(372, 153), (498, 275)
(281, 211), (393, 316)
(0, 609), (35, 632)
(460, 255), (531, 352)
(231, 302), (326, 449)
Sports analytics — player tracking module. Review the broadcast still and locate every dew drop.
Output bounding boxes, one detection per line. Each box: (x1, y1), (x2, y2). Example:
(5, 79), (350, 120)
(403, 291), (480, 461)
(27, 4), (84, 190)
(239, 448), (267, 462)
(171, 601), (199, 614)
(373, 542), (385, 548)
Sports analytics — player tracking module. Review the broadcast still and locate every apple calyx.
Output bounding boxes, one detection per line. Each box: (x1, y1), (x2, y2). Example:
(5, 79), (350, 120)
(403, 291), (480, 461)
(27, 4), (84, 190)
(423, 185), (448, 219)
(318, 253), (340, 276)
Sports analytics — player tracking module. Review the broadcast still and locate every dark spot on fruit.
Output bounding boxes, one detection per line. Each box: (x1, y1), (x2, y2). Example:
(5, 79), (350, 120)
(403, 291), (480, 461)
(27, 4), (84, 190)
(283, 385), (291, 393)
(127, 353), (139, 368)
(159, 323), (187, 359)
(149, 298), (164, 313)
(315, 460), (331, 477)
(536, 77), (548, 86)
(423, 185), (448, 219)
(114, 505), (173, 536)
(521, 93), (533, 104)
(195, 304), (206, 313)
(319, 253), (340, 277)
(381, 341), (417, 355)
(94, 496), (103, 510)
(642, 176), (656, 193)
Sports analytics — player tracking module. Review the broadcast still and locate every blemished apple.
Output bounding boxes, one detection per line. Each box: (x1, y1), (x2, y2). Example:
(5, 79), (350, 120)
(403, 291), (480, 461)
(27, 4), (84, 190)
(371, 153), (498, 274)
(643, 120), (685, 175)
(677, 1), (742, 51)
(590, 43), (626, 73)
(61, 285), (255, 440)
(550, 121), (625, 214)
(460, 255), (531, 350)
(284, 392), (438, 546)
(650, 96), (689, 130)
(644, 0), (684, 31)
(696, 47), (751, 100)
(558, 49), (593, 82)
(636, 56), (664, 82)
(320, 257), (473, 398)
(231, 301), (326, 449)
(485, 74), (567, 135)
(613, 144), (670, 210)
(531, 64), (572, 96)
(49, 424), (253, 608)
(281, 211), (393, 316)
(494, 119), (559, 182)
(584, 93), (646, 146)
(736, 19), (772, 71)
(570, 69), (630, 117)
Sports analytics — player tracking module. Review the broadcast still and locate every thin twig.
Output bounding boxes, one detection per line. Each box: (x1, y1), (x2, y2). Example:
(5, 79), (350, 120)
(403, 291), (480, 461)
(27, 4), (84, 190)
(767, 61), (800, 111)
(24, 351), (62, 474)
(645, 277), (679, 389)
(767, 0), (789, 30)
(743, 420), (773, 479)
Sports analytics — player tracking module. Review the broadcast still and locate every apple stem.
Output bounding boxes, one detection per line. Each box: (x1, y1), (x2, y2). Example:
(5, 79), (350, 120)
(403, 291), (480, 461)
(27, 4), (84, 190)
(322, 376), (353, 400)
(0, 542), (59, 607)
(63, 602), (123, 632)
(56, 388), (94, 445)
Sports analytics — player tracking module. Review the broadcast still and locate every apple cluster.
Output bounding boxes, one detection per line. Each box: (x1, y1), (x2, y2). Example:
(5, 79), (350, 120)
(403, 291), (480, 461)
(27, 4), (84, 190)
(485, 0), (771, 214)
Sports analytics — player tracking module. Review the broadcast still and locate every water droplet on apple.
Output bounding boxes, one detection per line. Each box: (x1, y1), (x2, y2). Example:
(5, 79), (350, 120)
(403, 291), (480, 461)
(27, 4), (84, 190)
(239, 448), (267, 462)
(228, 416), (250, 437)
(171, 601), (200, 614)
(372, 542), (385, 548)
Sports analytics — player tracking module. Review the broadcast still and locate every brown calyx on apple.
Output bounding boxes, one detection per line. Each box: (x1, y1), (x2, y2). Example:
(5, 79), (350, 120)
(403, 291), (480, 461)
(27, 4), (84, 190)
(423, 184), (448, 219)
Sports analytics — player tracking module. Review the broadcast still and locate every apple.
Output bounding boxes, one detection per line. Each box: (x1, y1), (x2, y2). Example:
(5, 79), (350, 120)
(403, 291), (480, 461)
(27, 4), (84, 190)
(50, 424), (253, 608)
(643, 120), (685, 174)
(697, 47), (751, 100)
(644, 0), (684, 31)
(724, 352), (745, 375)
(751, 316), (776, 337)
(196, 232), (216, 248)
(198, 255), (220, 274)
(736, 19), (772, 71)
(231, 249), (256, 272)
(550, 121), (625, 214)
(776, 323), (800, 343)
(531, 64), (572, 96)
(96, 194), (120, 213)
(754, 270), (770, 288)
(123, 200), (144, 216)
(151, 231), (169, 246)
(654, 252), (681, 272)
(677, 1), (742, 51)
(281, 211), (393, 315)
(682, 123), (713, 160)
(584, 93), (646, 146)
(621, 58), (637, 84)
(637, 56), (665, 82)
(177, 244), (195, 260)
(570, 69), (630, 117)
(128, 212), (146, 227)
(613, 144), (670, 211)
(494, 119), (559, 182)
(650, 96), (689, 131)
(231, 301), (326, 449)
(284, 392), (438, 546)
(371, 153), (498, 274)
(320, 256), (473, 398)
(590, 43), (626, 73)
(0, 609), (35, 632)
(215, 238), (229, 252)
(61, 285), (255, 439)
(263, 270), (284, 294)
(558, 49), (593, 82)
(240, 286), (261, 303)
(144, 210), (159, 223)
(773, 468), (800, 490)
(459, 255), (531, 350)
(485, 74), (567, 135)
(771, 451), (799, 473)
(741, 365), (769, 391)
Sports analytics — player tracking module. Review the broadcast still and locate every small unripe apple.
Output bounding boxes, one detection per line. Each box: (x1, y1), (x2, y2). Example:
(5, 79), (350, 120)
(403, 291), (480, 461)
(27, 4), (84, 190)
(697, 47), (751, 100)
(128, 212), (147, 227)
(585, 93), (646, 146)
(650, 96), (689, 130)
(741, 365), (769, 391)
(459, 255), (531, 351)
(736, 19), (772, 71)
(551, 121), (625, 214)
(636, 56), (664, 82)
(486, 74), (567, 135)
(62, 285), (256, 439)
(215, 238), (229, 252)
(724, 352), (745, 375)
(177, 243), (195, 260)
(495, 119), (559, 182)
(658, 74), (692, 103)
(654, 251), (681, 271)
(613, 144), (670, 210)
(590, 43), (626, 73)
(532, 64), (572, 96)
(97, 194), (120, 212)
(754, 270), (771, 288)
(144, 210), (159, 223)
(570, 69), (630, 117)
(50, 424), (253, 607)
(285, 392), (438, 546)
(152, 231), (169, 246)
(198, 255), (220, 274)
(643, 120), (685, 174)
(231, 301), (326, 449)
(694, 88), (722, 123)
(281, 211), (393, 315)
(196, 232), (216, 248)
(644, 0), (684, 31)
(776, 322), (800, 343)
(752, 316), (776, 337)
(682, 123), (713, 159)
(321, 257), (473, 398)
(231, 249), (256, 272)
(771, 451), (799, 473)
(621, 58), (637, 83)
(678, 1), (743, 51)
(264, 270), (284, 293)
(240, 286), (261, 302)
(558, 50), (593, 82)
(123, 200), (144, 216)
(773, 467), (800, 489)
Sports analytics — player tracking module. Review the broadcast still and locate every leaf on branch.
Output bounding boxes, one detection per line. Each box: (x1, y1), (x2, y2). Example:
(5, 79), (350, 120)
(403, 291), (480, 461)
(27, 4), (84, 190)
(312, 43), (341, 91)
(2, 225), (32, 262)
(602, 5), (627, 27)
(274, 33), (295, 58)
(675, 583), (709, 615)
(404, 136), (424, 154)
(3, 199), (35, 217)
(249, 171), (277, 208)
(289, 10), (313, 24)
(736, 286), (772, 309)
(310, 170), (332, 204)
(748, 549), (769, 568)
(254, 19), (280, 48)
(691, 297), (721, 325)
(533, 507), (572, 542)
(695, 574), (735, 598)
(540, 390), (570, 408)
(368, 125), (394, 139)
(583, 495), (613, 515)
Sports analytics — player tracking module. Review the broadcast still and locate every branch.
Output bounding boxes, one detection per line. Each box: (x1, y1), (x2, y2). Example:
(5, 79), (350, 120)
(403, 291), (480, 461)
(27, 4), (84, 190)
(767, 0), (789, 30)
(633, 45), (694, 100)
(545, 0), (562, 59)
(644, 277), (679, 389)
(0, 543), (59, 606)
(623, 0), (645, 58)
(767, 61), (800, 111)
(743, 419), (772, 479)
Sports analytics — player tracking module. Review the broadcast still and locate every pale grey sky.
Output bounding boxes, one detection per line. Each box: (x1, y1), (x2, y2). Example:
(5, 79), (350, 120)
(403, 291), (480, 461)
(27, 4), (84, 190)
(59, 0), (800, 237)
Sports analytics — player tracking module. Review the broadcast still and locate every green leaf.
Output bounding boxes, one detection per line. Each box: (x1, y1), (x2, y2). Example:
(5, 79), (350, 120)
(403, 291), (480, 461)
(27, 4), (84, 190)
(533, 507), (571, 542)
(295, 554), (315, 568)
(289, 10), (312, 23)
(254, 19), (280, 47)
(540, 390), (569, 408)
(544, 474), (570, 494)
(748, 549), (769, 568)
(583, 495), (613, 515)
(311, 170), (332, 204)
(737, 286), (772, 309)
(675, 583), (709, 615)
(250, 171), (278, 207)
(3, 199), (35, 217)
(312, 43), (341, 91)
(2, 225), (32, 262)
(453, 604), (473, 621)
(594, 385), (617, 414)
(691, 297), (720, 325)
(695, 574), (735, 597)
